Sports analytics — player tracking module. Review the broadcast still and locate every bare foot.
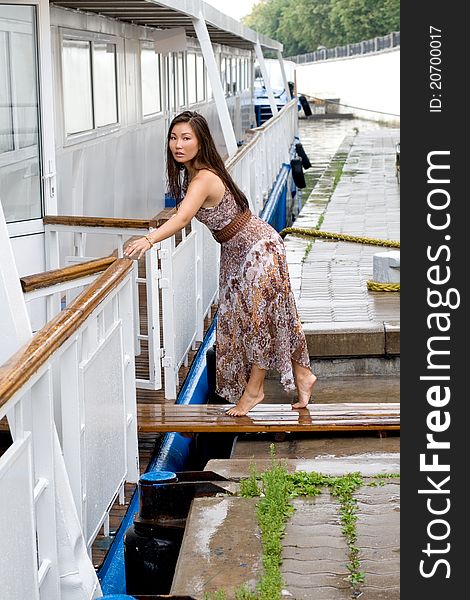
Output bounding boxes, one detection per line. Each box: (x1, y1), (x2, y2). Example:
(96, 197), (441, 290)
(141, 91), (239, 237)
(291, 373), (317, 409)
(226, 390), (264, 417)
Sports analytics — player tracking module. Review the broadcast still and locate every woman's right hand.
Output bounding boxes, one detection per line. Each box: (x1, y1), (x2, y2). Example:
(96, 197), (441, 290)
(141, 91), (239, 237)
(124, 236), (153, 260)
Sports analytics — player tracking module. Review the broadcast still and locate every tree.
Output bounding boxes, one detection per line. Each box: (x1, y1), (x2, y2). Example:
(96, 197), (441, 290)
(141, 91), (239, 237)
(243, 0), (400, 56)
(329, 0), (400, 44)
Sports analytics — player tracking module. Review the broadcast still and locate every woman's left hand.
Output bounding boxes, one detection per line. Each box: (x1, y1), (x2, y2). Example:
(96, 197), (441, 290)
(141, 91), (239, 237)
(124, 236), (152, 260)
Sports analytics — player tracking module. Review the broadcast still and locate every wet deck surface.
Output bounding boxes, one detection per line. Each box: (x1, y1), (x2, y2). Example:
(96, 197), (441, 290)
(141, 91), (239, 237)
(137, 402), (399, 433)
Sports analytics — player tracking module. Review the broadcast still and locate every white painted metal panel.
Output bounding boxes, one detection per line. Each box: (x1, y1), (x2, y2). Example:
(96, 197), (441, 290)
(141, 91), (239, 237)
(200, 221), (219, 323)
(80, 321), (127, 546)
(172, 231), (198, 367)
(160, 228), (198, 398)
(0, 435), (40, 600)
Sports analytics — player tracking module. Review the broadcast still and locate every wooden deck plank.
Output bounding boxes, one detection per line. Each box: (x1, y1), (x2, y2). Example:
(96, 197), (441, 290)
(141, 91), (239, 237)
(137, 403), (400, 433)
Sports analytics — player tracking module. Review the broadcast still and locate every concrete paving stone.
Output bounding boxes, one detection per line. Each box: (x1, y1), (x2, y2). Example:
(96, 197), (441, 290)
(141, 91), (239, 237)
(361, 559), (400, 574)
(282, 573), (351, 589)
(384, 321), (400, 355)
(357, 535), (400, 549)
(283, 535), (346, 550)
(359, 587), (400, 600)
(359, 547), (400, 562)
(289, 514), (342, 527)
(281, 557), (349, 575)
(205, 456), (400, 479)
(284, 523), (344, 538)
(299, 280), (331, 288)
(356, 483), (401, 501)
(356, 498), (400, 511)
(170, 497), (262, 599)
(283, 585), (352, 600)
(283, 545), (348, 562)
(303, 321), (384, 334)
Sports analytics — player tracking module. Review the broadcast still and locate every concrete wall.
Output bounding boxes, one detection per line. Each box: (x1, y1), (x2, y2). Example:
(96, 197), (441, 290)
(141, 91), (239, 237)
(295, 49), (400, 125)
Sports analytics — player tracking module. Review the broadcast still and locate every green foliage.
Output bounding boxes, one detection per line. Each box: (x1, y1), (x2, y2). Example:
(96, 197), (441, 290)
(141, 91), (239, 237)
(240, 463), (261, 497)
(255, 445), (294, 599)
(213, 445), (400, 599)
(243, 0), (400, 56)
(204, 590), (227, 600)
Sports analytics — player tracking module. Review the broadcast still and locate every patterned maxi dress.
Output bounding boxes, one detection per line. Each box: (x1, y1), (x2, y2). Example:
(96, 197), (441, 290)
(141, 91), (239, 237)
(195, 187), (311, 402)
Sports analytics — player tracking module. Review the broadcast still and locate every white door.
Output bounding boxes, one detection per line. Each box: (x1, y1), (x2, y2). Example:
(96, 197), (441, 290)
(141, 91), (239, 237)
(0, 0), (56, 280)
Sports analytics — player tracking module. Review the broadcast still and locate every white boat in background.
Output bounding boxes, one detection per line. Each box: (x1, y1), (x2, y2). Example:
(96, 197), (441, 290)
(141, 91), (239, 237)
(0, 2), (305, 599)
(254, 57), (298, 125)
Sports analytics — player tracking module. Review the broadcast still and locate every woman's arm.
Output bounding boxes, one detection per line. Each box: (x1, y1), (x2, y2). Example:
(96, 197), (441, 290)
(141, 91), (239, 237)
(124, 173), (213, 259)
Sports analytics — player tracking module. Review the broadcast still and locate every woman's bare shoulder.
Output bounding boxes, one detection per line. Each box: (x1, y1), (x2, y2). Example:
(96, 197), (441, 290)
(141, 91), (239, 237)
(193, 169), (225, 198)
(194, 168), (222, 185)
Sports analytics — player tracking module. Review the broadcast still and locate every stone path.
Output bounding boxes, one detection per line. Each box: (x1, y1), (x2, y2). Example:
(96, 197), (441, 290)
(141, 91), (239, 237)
(171, 457), (400, 599)
(285, 129), (400, 359)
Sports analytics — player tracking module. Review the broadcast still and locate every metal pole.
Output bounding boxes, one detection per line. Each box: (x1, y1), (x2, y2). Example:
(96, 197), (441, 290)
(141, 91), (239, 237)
(276, 50), (292, 101)
(254, 39), (279, 117)
(192, 14), (238, 157)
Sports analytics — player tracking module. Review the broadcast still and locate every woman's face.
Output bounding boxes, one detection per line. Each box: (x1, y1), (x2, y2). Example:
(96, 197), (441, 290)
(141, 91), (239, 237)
(169, 122), (200, 165)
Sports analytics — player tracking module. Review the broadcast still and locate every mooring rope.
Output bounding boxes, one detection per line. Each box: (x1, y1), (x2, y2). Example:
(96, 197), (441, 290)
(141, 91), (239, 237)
(279, 227), (400, 292)
(366, 281), (400, 292)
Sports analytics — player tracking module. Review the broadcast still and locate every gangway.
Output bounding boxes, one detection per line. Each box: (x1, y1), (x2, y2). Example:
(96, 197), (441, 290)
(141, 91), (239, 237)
(137, 402), (400, 433)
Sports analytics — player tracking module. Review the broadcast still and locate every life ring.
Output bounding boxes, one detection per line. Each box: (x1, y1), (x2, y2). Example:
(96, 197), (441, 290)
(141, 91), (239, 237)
(295, 142), (312, 169)
(291, 158), (306, 188)
(298, 95), (312, 117)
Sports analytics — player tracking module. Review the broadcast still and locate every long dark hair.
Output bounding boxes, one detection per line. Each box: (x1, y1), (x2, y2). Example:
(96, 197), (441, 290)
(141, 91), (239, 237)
(166, 111), (249, 211)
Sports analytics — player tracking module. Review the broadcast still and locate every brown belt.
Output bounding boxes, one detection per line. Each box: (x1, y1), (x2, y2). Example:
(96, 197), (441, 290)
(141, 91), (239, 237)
(212, 209), (252, 243)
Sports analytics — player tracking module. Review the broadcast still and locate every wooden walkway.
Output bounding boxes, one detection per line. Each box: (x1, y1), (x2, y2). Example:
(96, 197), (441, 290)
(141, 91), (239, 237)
(137, 402), (400, 433)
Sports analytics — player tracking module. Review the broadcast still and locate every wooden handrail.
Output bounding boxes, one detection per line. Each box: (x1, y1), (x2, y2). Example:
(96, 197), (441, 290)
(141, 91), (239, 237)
(0, 258), (133, 409)
(20, 256), (116, 293)
(43, 214), (170, 229)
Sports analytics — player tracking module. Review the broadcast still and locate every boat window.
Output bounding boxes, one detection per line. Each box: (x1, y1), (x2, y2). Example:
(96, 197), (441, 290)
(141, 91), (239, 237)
(206, 61), (213, 99)
(187, 52), (197, 105)
(0, 4), (42, 223)
(168, 53), (177, 112)
(220, 56), (227, 95)
(177, 52), (185, 108)
(141, 43), (161, 117)
(62, 32), (119, 136)
(225, 57), (231, 94)
(62, 39), (93, 134)
(231, 58), (238, 94)
(242, 58), (248, 90)
(196, 53), (205, 102)
(94, 42), (118, 126)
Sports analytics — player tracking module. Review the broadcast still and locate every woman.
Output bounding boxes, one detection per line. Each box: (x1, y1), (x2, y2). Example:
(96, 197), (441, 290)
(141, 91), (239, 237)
(125, 111), (316, 416)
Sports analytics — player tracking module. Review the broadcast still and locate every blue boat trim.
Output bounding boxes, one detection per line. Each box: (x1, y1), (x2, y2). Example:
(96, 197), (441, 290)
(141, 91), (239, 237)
(98, 319), (216, 594)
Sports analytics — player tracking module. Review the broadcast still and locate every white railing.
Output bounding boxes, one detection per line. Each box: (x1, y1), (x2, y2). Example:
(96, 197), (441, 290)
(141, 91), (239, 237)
(0, 259), (138, 600)
(22, 257), (116, 324)
(43, 100), (297, 399)
(44, 222), (154, 389)
(286, 31), (400, 64)
(159, 221), (219, 398)
(228, 98), (298, 214)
